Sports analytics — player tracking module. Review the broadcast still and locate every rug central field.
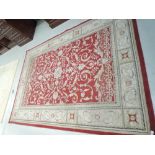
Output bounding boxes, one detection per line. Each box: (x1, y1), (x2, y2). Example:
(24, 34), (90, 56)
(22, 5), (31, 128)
(24, 27), (115, 105)
(9, 20), (155, 134)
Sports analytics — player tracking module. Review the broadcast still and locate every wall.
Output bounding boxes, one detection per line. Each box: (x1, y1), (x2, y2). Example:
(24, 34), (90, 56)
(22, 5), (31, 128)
(0, 19), (154, 134)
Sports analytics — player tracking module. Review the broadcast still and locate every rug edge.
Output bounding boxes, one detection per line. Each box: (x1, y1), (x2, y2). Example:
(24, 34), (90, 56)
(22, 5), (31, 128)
(132, 19), (155, 131)
(8, 19), (154, 135)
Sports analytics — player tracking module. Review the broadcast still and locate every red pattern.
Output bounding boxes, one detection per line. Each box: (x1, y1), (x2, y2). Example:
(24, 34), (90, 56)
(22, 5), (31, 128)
(9, 20), (155, 135)
(24, 27), (116, 105)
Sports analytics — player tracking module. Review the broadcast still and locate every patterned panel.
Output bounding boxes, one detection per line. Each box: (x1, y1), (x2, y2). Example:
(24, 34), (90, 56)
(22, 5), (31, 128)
(120, 63), (141, 108)
(124, 109), (145, 130)
(115, 20), (131, 50)
(23, 26), (116, 106)
(10, 20), (151, 134)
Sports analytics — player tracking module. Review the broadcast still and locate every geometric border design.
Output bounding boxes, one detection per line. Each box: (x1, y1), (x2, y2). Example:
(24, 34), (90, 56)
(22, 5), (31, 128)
(9, 19), (155, 134)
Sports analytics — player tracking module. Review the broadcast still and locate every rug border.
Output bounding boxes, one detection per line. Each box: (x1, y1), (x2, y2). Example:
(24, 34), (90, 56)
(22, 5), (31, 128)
(9, 19), (155, 135)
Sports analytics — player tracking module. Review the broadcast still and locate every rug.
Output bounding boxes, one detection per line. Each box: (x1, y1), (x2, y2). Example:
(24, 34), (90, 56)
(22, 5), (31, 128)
(9, 20), (155, 134)
(0, 60), (18, 122)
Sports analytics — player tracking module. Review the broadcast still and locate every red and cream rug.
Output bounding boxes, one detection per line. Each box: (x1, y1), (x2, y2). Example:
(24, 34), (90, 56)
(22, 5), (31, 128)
(9, 19), (155, 134)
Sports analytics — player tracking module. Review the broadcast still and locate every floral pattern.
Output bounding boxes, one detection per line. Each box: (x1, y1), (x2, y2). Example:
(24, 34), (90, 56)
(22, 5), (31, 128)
(24, 27), (115, 105)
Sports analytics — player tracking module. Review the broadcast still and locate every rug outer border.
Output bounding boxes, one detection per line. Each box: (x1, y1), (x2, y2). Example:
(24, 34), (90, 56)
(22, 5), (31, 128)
(9, 19), (155, 135)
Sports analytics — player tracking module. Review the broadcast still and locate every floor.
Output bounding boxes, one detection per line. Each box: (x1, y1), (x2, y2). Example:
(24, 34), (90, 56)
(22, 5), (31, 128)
(137, 20), (155, 111)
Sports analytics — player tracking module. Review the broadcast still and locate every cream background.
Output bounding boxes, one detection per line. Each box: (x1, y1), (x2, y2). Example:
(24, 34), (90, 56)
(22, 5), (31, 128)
(0, 19), (154, 134)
